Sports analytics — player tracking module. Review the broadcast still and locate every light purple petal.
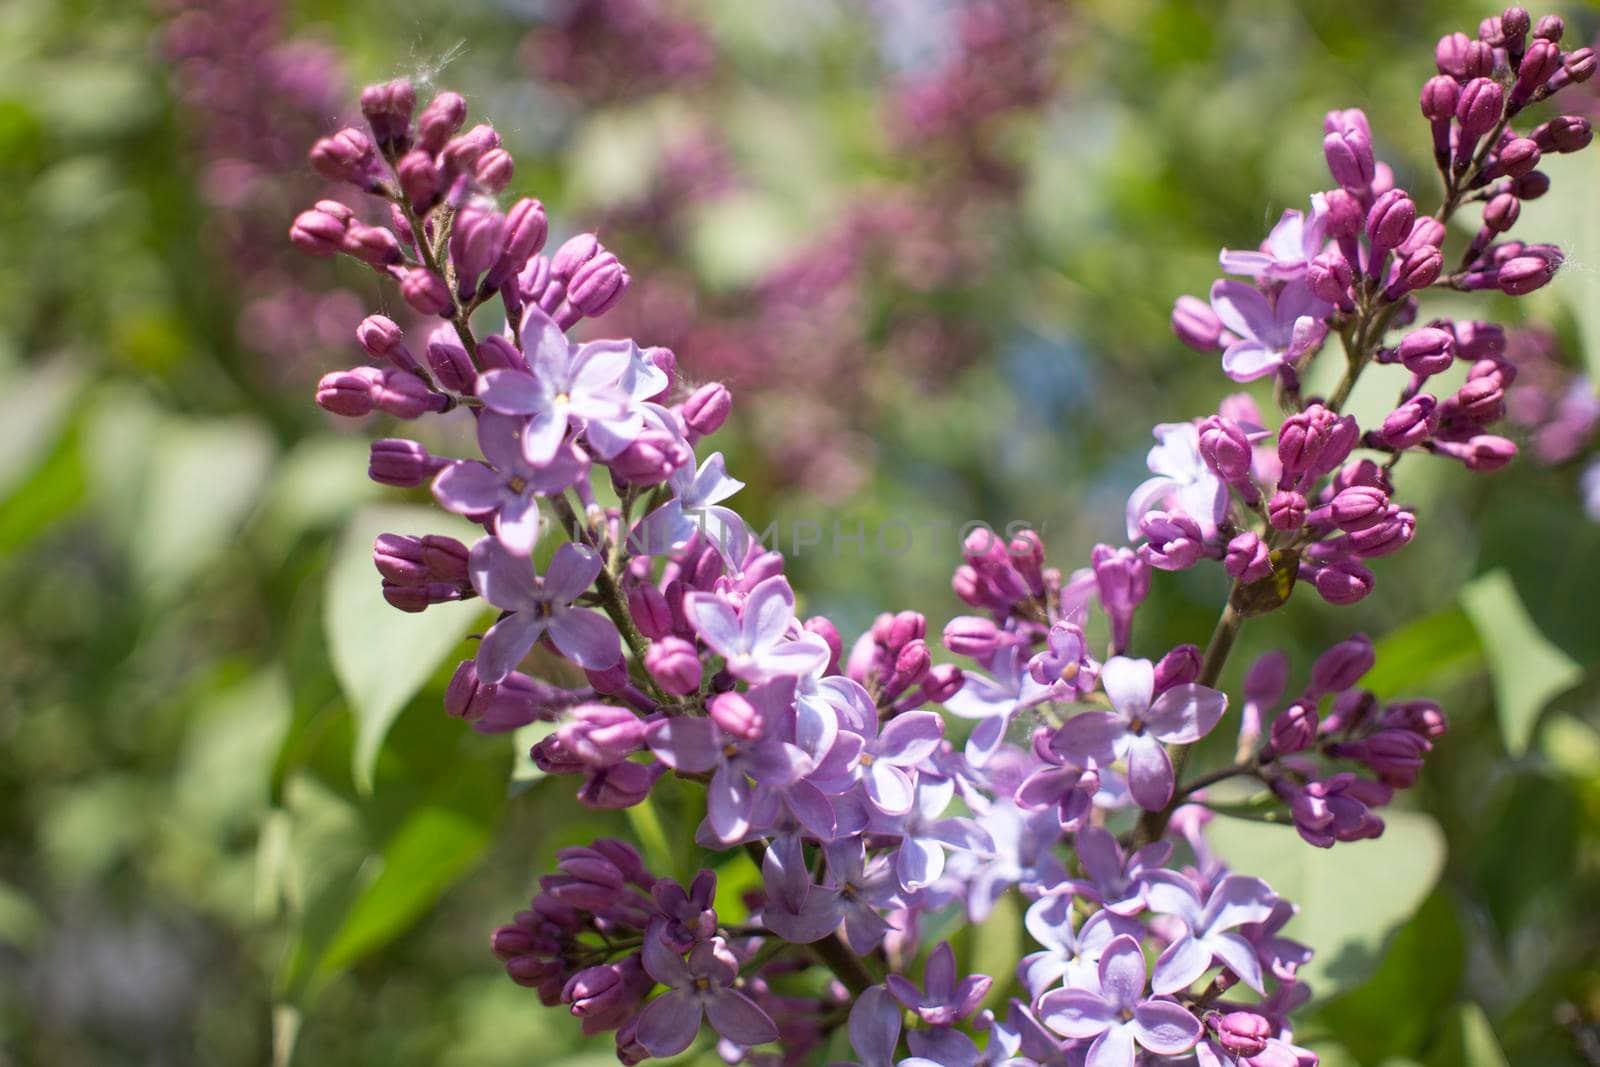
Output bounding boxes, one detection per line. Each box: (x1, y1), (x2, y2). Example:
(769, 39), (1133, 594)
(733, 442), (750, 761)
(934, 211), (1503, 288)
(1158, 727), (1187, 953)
(1096, 935), (1147, 1008)
(747, 741), (813, 787)
(1037, 988), (1116, 1039)
(1218, 248), (1275, 277)
(468, 537), (540, 612)
(475, 411), (528, 473)
(1145, 683), (1228, 744)
(475, 613), (545, 684)
(518, 305), (570, 372)
(786, 780), (838, 841)
(705, 987), (778, 1047)
(742, 576), (796, 654)
(520, 407), (568, 466)
(635, 989), (702, 1058)
(580, 409), (643, 460)
(1209, 280), (1275, 342)
(1221, 341), (1284, 383)
(847, 987), (902, 1067)
(543, 542), (603, 605)
(432, 461), (506, 516)
(1201, 875), (1279, 934)
(476, 368), (545, 416)
(1205, 930), (1267, 993)
(897, 835), (945, 890)
(1051, 712), (1124, 767)
(965, 713), (1009, 767)
(707, 765), (753, 842)
(877, 711), (944, 765)
(494, 495), (543, 556)
(570, 339), (635, 394)
(645, 717), (720, 774)
(1100, 657), (1154, 721)
(924, 942), (957, 1000)
(1131, 1000), (1203, 1055)
(1143, 871), (1205, 927)
(864, 762), (915, 816)
(642, 926), (694, 987)
(1074, 826), (1124, 889)
(750, 635), (830, 681)
(1125, 475), (1179, 541)
(546, 608), (621, 670)
(686, 452), (743, 508)
(686, 592), (745, 659)
(1086, 1024), (1136, 1067)
(1150, 934), (1212, 996)
(1274, 278), (1329, 325)
(1125, 734), (1174, 812)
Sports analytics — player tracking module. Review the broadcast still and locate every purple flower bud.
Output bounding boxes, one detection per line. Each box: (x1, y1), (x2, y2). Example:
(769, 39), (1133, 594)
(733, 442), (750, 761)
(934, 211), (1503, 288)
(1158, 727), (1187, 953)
(943, 616), (999, 660)
(1347, 509), (1415, 558)
(289, 204), (349, 257)
(360, 79), (416, 153)
(374, 533), (431, 583)
(1456, 77), (1505, 141)
(369, 438), (443, 487)
(681, 382), (732, 438)
(1324, 126), (1375, 192)
(417, 91), (468, 155)
(342, 223), (403, 267)
(1308, 559), (1375, 605)
(1385, 699), (1449, 738)
(485, 198), (548, 291)
(396, 149), (443, 211)
(401, 267), (454, 316)
(882, 639), (932, 701)
(1533, 13), (1563, 40)
(708, 690), (762, 740)
(1307, 250), (1355, 305)
(1482, 192), (1521, 234)
(610, 428), (690, 486)
(1091, 544), (1150, 653)
(356, 315), (417, 374)
(1513, 170), (1551, 199)
(1244, 649), (1290, 709)
(1420, 75), (1460, 121)
(1512, 38), (1562, 108)
(1268, 490), (1307, 531)
(476, 334), (528, 373)
(309, 127), (377, 188)
(449, 200), (505, 298)
(1385, 246), (1443, 300)
(474, 147), (515, 192)
(1172, 295), (1224, 351)
(566, 252), (631, 318)
(1138, 511), (1206, 570)
(1436, 32), (1494, 78)
(1153, 643), (1202, 693)
(628, 585), (673, 640)
(1269, 702), (1319, 756)
(1399, 327), (1455, 376)
(803, 616), (842, 674)
(1434, 433), (1517, 471)
(1366, 189), (1416, 263)
(1225, 531), (1272, 583)
(1448, 375), (1506, 423)
(441, 124), (500, 179)
(1563, 47), (1596, 85)
(1214, 1011), (1274, 1057)
(1532, 115), (1593, 154)
(1310, 633), (1374, 695)
(1279, 404), (1358, 485)
(382, 580), (466, 613)
(316, 367), (382, 416)
(420, 534), (470, 582)
(372, 368), (447, 419)
(1197, 414), (1255, 483)
(1328, 485), (1391, 531)
(551, 233), (602, 280)
(1500, 6), (1531, 39)
(426, 326), (476, 393)
(559, 706), (647, 767)
(919, 664), (964, 704)
(1335, 728), (1430, 788)
(1497, 252), (1560, 294)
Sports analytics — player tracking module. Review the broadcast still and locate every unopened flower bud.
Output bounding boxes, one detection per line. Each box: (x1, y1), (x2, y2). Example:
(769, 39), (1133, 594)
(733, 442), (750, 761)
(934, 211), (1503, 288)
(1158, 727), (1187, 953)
(487, 198), (548, 290)
(1532, 115), (1592, 154)
(401, 267), (454, 316)
(1307, 251), (1355, 305)
(369, 438), (443, 487)
(1153, 644), (1202, 692)
(1309, 559), (1375, 605)
(1399, 327), (1455, 377)
(628, 584), (673, 640)
(1225, 531), (1272, 583)
(315, 367), (382, 417)
(1268, 490), (1307, 531)
(372, 368), (447, 419)
(1497, 252), (1559, 294)
(1456, 77), (1505, 139)
(682, 383), (732, 438)
(309, 127), (377, 187)
(474, 147), (515, 192)
(417, 91), (468, 154)
(360, 79), (416, 153)
(289, 204), (350, 257)
(426, 326), (476, 393)
(1214, 1011), (1274, 1057)
(567, 252), (630, 318)
(1172, 295), (1224, 351)
(1270, 703), (1319, 756)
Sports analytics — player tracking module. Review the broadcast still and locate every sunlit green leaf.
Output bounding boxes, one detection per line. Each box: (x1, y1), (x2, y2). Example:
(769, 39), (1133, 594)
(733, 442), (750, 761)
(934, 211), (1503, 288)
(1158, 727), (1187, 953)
(1460, 569), (1583, 756)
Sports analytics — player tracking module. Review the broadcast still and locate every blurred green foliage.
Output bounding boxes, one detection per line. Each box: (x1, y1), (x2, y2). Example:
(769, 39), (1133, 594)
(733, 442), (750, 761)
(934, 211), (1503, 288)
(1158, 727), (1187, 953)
(1, 0), (1598, 1064)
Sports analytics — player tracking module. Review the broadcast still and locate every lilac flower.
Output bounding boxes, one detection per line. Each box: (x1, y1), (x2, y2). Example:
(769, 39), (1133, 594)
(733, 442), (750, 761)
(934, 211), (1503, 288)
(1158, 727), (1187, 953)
(1145, 873), (1279, 994)
(1021, 894), (1143, 998)
(812, 710), (944, 816)
(951, 799), (1070, 921)
(633, 450), (748, 558)
(1015, 746), (1100, 831)
(644, 681), (813, 841)
(477, 306), (666, 465)
(762, 837), (902, 950)
(1125, 422), (1229, 540)
(684, 575), (831, 683)
(1209, 279), (1331, 383)
(887, 942), (991, 1026)
(634, 932), (777, 1057)
(1068, 825), (1172, 916)
(432, 412), (586, 554)
(847, 986), (903, 1067)
(1219, 196), (1330, 281)
(868, 776), (994, 891)
(469, 538), (621, 681)
(1037, 934), (1204, 1066)
(944, 643), (1052, 766)
(1240, 900), (1314, 983)
(1051, 657), (1227, 811)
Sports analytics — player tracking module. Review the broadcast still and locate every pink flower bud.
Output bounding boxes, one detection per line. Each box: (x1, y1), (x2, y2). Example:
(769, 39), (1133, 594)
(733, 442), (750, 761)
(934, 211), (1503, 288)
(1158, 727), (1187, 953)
(474, 147), (515, 192)
(289, 205), (350, 257)
(1225, 531), (1272, 583)
(1329, 485), (1390, 531)
(487, 198), (548, 290)
(708, 690), (762, 739)
(1307, 251), (1354, 305)
(426, 326), (475, 393)
(369, 438), (443, 487)
(309, 127), (377, 187)
(628, 584), (673, 640)
(646, 637), (702, 697)
(1398, 326), (1455, 376)
(401, 267), (454, 316)
(1310, 633), (1374, 694)
(315, 366), (382, 416)
(1309, 559), (1375, 605)
(396, 149), (443, 210)
(1270, 702), (1319, 756)
(1455, 77), (1504, 138)
(417, 91), (467, 154)
(372, 368), (447, 419)
(567, 252), (631, 318)
(682, 383), (732, 438)
(1419, 75), (1459, 121)
(1532, 115), (1592, 154)
(1268, 490), (1307, 531)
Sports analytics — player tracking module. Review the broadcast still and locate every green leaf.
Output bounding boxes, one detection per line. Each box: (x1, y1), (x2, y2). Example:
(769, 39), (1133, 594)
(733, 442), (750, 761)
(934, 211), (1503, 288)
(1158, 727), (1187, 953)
(314, 758), (502, 976)
(1533, 150), (1600, 381)
(0, 357), (82, 501)
(1362, 607), (1484, 701)
(969, 891), (1022, 1010)
(1460, 569), (1583, 756)
(324, 504), (488, 790)
(1207, 810), (1446, 998)
(1426, 1002), (1509, 1067)
(132, 416), (276, 599)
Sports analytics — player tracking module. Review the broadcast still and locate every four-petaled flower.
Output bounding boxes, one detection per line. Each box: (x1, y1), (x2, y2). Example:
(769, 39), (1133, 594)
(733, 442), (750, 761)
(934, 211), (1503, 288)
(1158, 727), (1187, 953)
(432, 411), (586, 555)
(1144, 872), (1279, 995)
(634, 930), (777, 1057)
(685, 575), (831, 683)
(1038, 933), (1204, 1067)
(469, 538), (621, 681)
(1209, 278), (1330, 383)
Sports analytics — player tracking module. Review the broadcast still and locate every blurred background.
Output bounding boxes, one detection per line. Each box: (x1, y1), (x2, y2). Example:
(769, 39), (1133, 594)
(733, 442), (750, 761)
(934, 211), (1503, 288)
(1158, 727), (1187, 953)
(2, 0), (1599, 1063)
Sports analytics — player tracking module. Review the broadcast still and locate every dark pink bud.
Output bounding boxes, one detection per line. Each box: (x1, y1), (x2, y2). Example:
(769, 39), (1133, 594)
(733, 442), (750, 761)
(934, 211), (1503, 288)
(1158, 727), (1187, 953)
(1324, 126), (1375, 191)
(1497, 253), (1559, 294)
(1456, 78), (1505, 137)
(1497, 138), (1542, 179)
(559, 706), (647, 766)
(369, 438), (443, 487)
(1322, 188), (1365, 238)
(1366, 189), (1416, 254)
(1512, 39), (1562, 106)
(1269, 703), (1319, 756)
(342, 223), (403, 267)
(1172, 295), (1224, 351)
(1450, 375), (1506, 422)
(315, 366), (381, 417)
(610, 428), (690, 487)
(1139, 511), (1206, 570)
(1268, 490), (1307, 531)
(401, 267), (454, 316)
(474, 147), (515, 192)
(682, 382), (732, 438)
(550, 233), (602, 280)
(309, 127), (377, 187)
(1513, 170), (1551, 199)
(420, 534), (470, 582)
(1306, 251), (1354, 305)
(1197, 416), (1255, 482)
(1532, 115), (1592, 154)
(1420, 75), (1460, 121)
(356, 315), (417, 373)
(1347, 509), (1414, 558)
(426, 326), (476, 393)
(1215, 1011), (1273, 1057)
(382, 580), (465, 612)
(1534, 13), (1563, 41)
(476, 334), (527, 373)
(449, 200), (505, 296)
(1310, 633), (1374, 694)
(1483, 193), (1520, 234)
(1153, 644), (1202, 693)
(374, 533), (429, 583)
(487, 198), (548, 290)
(1310, 559), (1375, 605)
(417, 91), (468, 154)
(1435, 32), (1474, 77)
(360, 79), (416, 153)
(1244, 650), (1290, 708)
(1225, 531), (1271, 583)
(919, 663), (964, 704)
(567, 252), (630, 318)
(1451, 433), (1518, 470)
(943, 615), (999, 659)
(803, 616), (843, 674)
(289, 205), (349, 257)
(628, 585), (673, 640)
(1380, 394), (1438, 450)
(441, 124), (500, 178)
(1386, 699), (1448, 738)
(1328, 485), (1391, 531)
(708, 690), (762, 739)
(396, 149), (443, 210)
(1398, 327), (1455, 376)
(372, 368), (447, 419)
(1563, 47), (1596, 84)
(1386, 246), (1442, 300)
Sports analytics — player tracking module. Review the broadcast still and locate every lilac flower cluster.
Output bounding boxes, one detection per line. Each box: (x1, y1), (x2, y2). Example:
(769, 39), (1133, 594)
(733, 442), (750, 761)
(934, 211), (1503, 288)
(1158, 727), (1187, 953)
(291, 10), (1589, 1062)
